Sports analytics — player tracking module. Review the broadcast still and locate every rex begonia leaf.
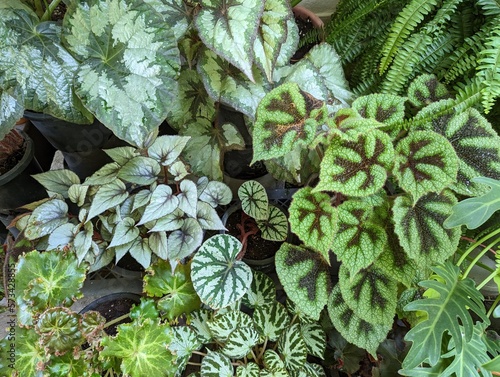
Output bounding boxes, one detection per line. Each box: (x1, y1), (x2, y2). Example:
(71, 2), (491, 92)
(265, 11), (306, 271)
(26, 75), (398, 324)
(104, 146), (138, 165)
(253, 302), (290, 341)
(407, 74), (450, 108)
(170, 326), (202, 377)
(300, 323), (326, 360)
(149, 231), (168, 259)
(144, 260), (201, 321)
(239, 180), (269, 220)
(0, 2), (93, 124)
(444, 176), (500, 229)
(150, 208), (184, 232)
(33, 169), (80, 198)
(197, 47), (269, 117)
(178, 179), (198, 218)
(73, 221), (94, 264)
(207, 310), (254, 342)
(257, 205), (288, 242)
(243, 270), (276, 309)
(251, 82), (326, 163)
(0, 88), (23, 139)
(167, 217), (204, 260)
(331, 199), (387, 275)
(201, 351), (233, 377)
(138, 184), (179, 225)
(191, 234), (252, 309)
(35, 307), (84, 354)
(24, 198), (69, 240)
(315, 129), (394, 197)
(275, 243), (331, 320)
(401, 262), (489, 370)
(327, 285), (392, 357)
(128, 238), (153, 269)
(48, 223), (76, 251)
(101, 317), (175, 377)
(198, 180), (233, 208)
(15, 250), (86, 326)
(84, 162), (121, 185)
(87, 180), (129, 221)
(197, 201), (226, 230)
(147, 135), (191, 166)
(194, 0), (264, 82)
(263, 349), (285, 371)
(277, 323), (308, 372)
(338, 265), (398, 325)
(169, 161), (190, 181)
(68, 184), (89, 207)
(393, 130), (459, 201)
(426, 108), (500, 196)
(117, 156), (161, 185)
(392, 190), (461, 268)
(351, 93), (406, 126)
(288, 186), (338, 261)
(109, 217), (140, 248)
(63, 0), (181, 147)
(45, 353), (90, 377)
(10, 326), (45, 377)
(236, 362), (260, 377)
(222, 326), (260, 359)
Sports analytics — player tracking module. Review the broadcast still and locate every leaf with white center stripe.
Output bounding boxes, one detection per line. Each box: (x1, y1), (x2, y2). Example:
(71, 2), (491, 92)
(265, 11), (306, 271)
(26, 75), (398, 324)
(253, 302), (290, 341)
(191, 234), (252, 309)
(208, 310), (254, 342)
(239, 180), (269, 220)
(24, 199), (69, 240)
(299, 323), (326, 359)
(170, 326), (202, 377)
(118, 156), (161, 185)
(236, 362), (260, 377)
(222, 326), (260, 359)
(278, 323), (308, 372)
(198, 180), (233, 208)
(189, 309), (213, 343)
(257, 204), (289, 242)
(178, 180), (198, 218)
(148, 135), (191, 166)
(167, 218), (203, 261)
(201, 351), (233, 377)
(242, 271), (276, 309)
(197, 201), (226, 230)
(87, 180), (129, 221)
(264, 349), (285, 370)
(138, 184), (179, 225)
(109, 217), (140, 248)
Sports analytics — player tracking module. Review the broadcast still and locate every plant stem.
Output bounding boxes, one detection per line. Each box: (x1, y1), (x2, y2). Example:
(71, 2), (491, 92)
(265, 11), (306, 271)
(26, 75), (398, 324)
(290, 0), (302, 6)
(462, 237), (500, 279)
(257, 337), (268, 360)
(250, 348), (258, 363)
(476, 268), (499, 291)
(457, 227), (500, 267)
(103, 313), (130, 330)
(187, 362), (202, 366)
(192, 350), (208, 357)
(486, 295), (500, 318)
(40, 0), (64, 21)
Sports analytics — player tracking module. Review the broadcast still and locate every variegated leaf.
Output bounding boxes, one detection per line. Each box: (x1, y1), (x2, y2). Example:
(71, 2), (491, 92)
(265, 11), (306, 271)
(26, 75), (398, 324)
(300, 323), (326, 360)
(109, 217), (140, 248)
(150, 208), (184, 232)
(149, 231), (168, 259)
(338, 265), (398, 325)
(275, 243), (331, 320)
(351, 93), (406, 126)
(167, 217), (204, 260)
(128, 237), (153, 269)
(222, 326), (260, 359)
(33, 170), (80, 198)
(74, 222), (94, 264)
(84, 162), (121, 185)
(148, 135), (191, 166)
(332, 199), (386, 275)
(257, 205), (288, 242)
(198, 180), (233, 208)
(118, 156), (161, 185)
(191, 234), (252, 309)
(0, 88), (23, 139)
(194, 0), (264, 82)
(48, 223), (76, 251)
(63, 0), (182, 147)
(302, 363), (326, 377)
(24, 199), (69, 241)
(253, 302), (290, 341)
(315, 129), (394, 197)
(169, 160), (190, 181)
(288, 187), (337, 261)
(201, 351), (234, 377)
(261, 368), (289, 377)
(242, 270), (276, 309)
(68, 184), (89, 207)
(393, 130), (458, 201)
(239, 180), (269, 220)
(407, 74), (450, 108)
(35, 308), (85, 353)
(170, 326), (202, 376)
(251, 82), (326, 163)
(104, 146), (138, 165)
(189, 309), (213, 343)
(392, 190), (461, 268)
(264, 349), (285, 370)
(87, 180), (129, 220)
(197, 201), (226, 230)
(177, 180), (198, 218)
(236, 362), (260, 377)
(327, 285), (392, 357)
(278, 323), (308, 372)
(208, 310), (254, 342)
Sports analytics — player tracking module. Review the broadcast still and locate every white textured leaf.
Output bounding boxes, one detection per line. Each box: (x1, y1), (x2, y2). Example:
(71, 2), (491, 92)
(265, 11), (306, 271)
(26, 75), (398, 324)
(201, 351), (233, 377)
(222, 326), (260, 359)
(300, 323), (326, 359)
(278, 323), (308, 372)
(148, 135), (191, 166)
(243, 270), (276, 309)
(236, 362), (260, 377)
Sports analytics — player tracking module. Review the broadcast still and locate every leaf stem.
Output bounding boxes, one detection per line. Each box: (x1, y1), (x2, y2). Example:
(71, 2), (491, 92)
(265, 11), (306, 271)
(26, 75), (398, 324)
(476, 268), (499, 291)
(103, 313), (130, 329)
(40, 0), (64, 21)
(456, 227), (500, 267)
(192, 350), (208, 357)
(257, 337), (268, 361)
(461, 236), (500, 279)
(486, 295), (500, 318)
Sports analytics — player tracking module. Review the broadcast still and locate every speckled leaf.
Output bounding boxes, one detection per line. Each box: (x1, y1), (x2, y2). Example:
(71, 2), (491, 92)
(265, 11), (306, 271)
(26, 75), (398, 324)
(223, 326), (260, 359)
(170, 326), (202, 376)
(300, 323), (326, 359)
(63, 0), (181, 147)
(393, 130), (458, 201)
(275, 243), (331, 320)
(278, 323), (308, 372)
(194, 0), (263, 82)
(327, 285), (392, 357)
(351, 94), (406, 126)
(167, 218), (204, 261)
(263, 349), (285, 370)
(87, 180), (129, 220)
(199, 180), (233, 208)
(148, 135), (191, 166)
(201, 351), (234, 377)
(332, 200), (386, 275)
(252, 82), (326, 163)
(288, 187), (338, 261)
(36, 308), (84, 353)
(191, 234), (252, 309)
(236, 362), (260, 377)
(0, 88), (23, 139)
(426, 108), (500, 196)
(138, 184), (179, 225)
(243, 270), (276, 309)
(118, 156), (161, 185)
(407, 74), (450, 108)
(239, 180), (269, 220)
(33, 169), (80, 198)
(109, 217), (140, 248)
(315, 129), (394, 197)
(392, 190), (461, 268)
(253, 302), (290, 341)
(338, 265), (398, 325)
(24, 199), (69, 240)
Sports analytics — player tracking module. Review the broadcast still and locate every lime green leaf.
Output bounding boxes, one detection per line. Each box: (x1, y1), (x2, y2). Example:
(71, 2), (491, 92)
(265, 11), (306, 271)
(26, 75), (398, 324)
(191, 234), (252, 309)
(33, 170), (81, 198)
(208, 310), (254, 342)
(35, 307), (84, 353)
(277, 323), (308, 372)
(84, 162), (121, 185)
(87, 180), (129, 221)
(242, 270), (276, 309)
(253, 302), (290, 341)
(402, 262), (489, 370)
(300, 323), (326, 359)
(167, 217), (204, 261)
(11, 326), (45, 377)
(24, 199), (69, 240)
(393, 130), (458, 201)
(46, 353), (90, 377)
(288, 187), (338, 261)
(148, 135), (191, 166)
(223, 326), (260, 359)
(276, 243), (331, 320)
(239, 180), (269, 220)
(200, 351), (233, 377)
(351, 94), (406, 126)
(444, 177), (500, 229)
(109, 217), (140, 248)
(315, 129), (394, 197)
(118, 156), (161, 185)
(138, 184), (179, 225)
(407, 74), (450, 108)
(392, 190), (460, 268)
(483, 354), (500, 373)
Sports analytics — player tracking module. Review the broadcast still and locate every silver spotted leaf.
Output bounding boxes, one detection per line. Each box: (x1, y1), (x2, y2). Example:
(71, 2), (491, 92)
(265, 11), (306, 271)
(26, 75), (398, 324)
(242, 270), (276, 309)
(239, 180), (269, 220)
(0, 88), (23, 139)
(253, 302), (290, 341)
(222, 326), (260, 359)
(276, 243), (331, 320)
(191, 234), (252, 309)
(201, 351), (234, 377)
(277, 323), (308, 372)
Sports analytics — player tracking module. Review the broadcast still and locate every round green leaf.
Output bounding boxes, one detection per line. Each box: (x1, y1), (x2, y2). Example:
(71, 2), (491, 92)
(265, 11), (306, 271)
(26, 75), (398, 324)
(239, 180), (269, 220)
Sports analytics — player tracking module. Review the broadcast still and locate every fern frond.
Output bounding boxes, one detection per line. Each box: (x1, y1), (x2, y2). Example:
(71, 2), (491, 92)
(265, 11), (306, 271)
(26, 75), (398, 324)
(418, 32), (458, 74)
(379, 0), (440, 74)
(452, 77), (484, 113)
(449, 3), (480, 40)
(423, 0), (466, 34)
(477, 22), (500, 112)
(476, 0), (500, 15)
(441, 32), (485, 82)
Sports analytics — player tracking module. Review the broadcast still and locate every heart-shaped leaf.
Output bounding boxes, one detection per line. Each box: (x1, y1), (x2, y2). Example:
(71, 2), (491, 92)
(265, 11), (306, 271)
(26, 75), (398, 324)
(236, 362), (260, 377)
(351, 93), (406, 126)
(109, 217), (140, 248)
(138, 184), (179, 225)
(24, 199), (69, 240)
(147, 135), (191, 166)
(200, 351), (234, 377)
(178, 179), (198, 218)
(33, 170), (81, 198)
(208, 310), (254, 342)
(169, 326), (202, 376)
(300, 323), (326, 360)
(167, 217), (204, 261)
(198, 180), (233, 208)
(257, 205), (289, 242)
(87, 180), (129, 221)
(239, 180), (269, 220)
(118, 156), (161, 185)
(222, 327), (260, 359)
(242, 270), (276, 309)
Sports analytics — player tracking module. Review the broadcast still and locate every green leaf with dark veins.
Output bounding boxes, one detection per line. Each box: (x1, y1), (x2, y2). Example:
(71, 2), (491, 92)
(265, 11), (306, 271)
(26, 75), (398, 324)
(128, 238), (152, 269)
(263, 349), (285, 370)
(167, 217), (204, 261)
(252, 82), (326, 163)
(118, 156), (161, 185)
(197, 201), (226, 230)
(239, 180), (269, 220)
(253, 302), (290, 341)
(150, 208), (184, 232)
(236, 362), (260, 377)
(242, 270), (276, 309)
(148, 135), (191, 166)
(33, 169), (80, 198)
(104, 146), (138, 166)
(407, 74), (450, 108)
(276, 243), (331, 320)
(191, 234), (252, 309)
(35, 307), (84, 353)
(351, 93), (406, 126)
(138, 184), (179, 225)
(300, 323), (326, 359)
(289, 187), (338, 261)
(24, 198), (69, 240)
(278, 323), (308, 372)
(198, 180), (233, 207)
(84, 162), (121, 185)
(393, 130), (458, 201)
(149, 231), (168, 259)
(257, 205), (288, 242)
(392, 190), (460, 268)
(87, 180), (129, 221)
(170, 326), (202, 377)
(109, 217), (140, 248)
(315, 129), (394, 197)
(200, 351), (234, 377)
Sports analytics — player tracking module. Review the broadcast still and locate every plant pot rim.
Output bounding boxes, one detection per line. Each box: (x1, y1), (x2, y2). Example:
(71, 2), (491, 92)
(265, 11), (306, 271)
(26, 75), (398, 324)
(0, 133), (34, 186)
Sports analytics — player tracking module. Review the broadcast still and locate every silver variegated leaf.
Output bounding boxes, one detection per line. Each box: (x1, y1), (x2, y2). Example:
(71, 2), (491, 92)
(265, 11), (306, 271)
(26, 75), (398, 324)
(104, 146), (138, 165)
(132, 189), (152, 212)
(138, 184), (179, 225)
(84, 162), (121, 185)
(191, 234), (252, 309)
(198, 180), (233, 207)
(189, 309), (213, 343)
(0, 88), (23, 139)
(253, 302), (290, 341)
(222, 326), (260, 359)
(25, 199), (69, 240)
(87, 180), (129, 221)
(201, 351), (233, 377)
(150, 208), (184, 232)
(117, 156), (161, 185)
(109, 217), (140, 248)
(68, 184), (89, 207)
(128, 237), (152, 269)
(167, 218), (203, 260)
(33, 170), (80, 198)
(236, 362), (260, 377)
(239, 180), (269, 220)
(261, 368), (288, 377)
(278, 323), (308, 372)
(300, 323), (326, 360)
(48, 223), (76, 250)
(208, 310), (254, 342)
(257, 205), (288, 242)
(148, 231), (168, 260)
(264, 349), (285, 370)
(242, 270), (276, 309)
(178, 179), (198, 218)
(197, 201), (226, 230)
(170, 326), (202, 377)
(148, 135), (191, 166)
(74, 221), (94, 264)
(302, 363), (326, 377)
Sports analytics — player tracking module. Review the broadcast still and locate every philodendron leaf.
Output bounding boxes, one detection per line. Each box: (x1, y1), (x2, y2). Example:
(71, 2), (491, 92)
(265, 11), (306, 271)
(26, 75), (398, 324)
(239, 180), (269, 220)
(33, 170), (81, 198)
(200, 351), (234, 377)
(101, 317), (175, 377)
(402, 262), (489, 370)
(393, 130), (458, 201)
(87, 180), (129, 221)
(118, 156), (161, 185)
(144, 260), (201, 321)
(167, 217), (204, 261)
(35, 307), (84, 354)
(392, 190), (461, 268)
(191, 234), (252, 309)
(315, 129), (394, 197)
(253, 302), (290, 341)
(332, 199), (387, 275)
(338, 265), (398, 325)
(194, 0), (264, 82)
(223, 327), (260, 359)
(147, 135), (191, 166)
(257, 205), (289, 242)
(288, 187), (338, 261)
(276, 243), (331, 320)
(63, 0), (182, 147)
(327, 285), (392, 357)
(252, 82), (326, 163)
(243, 270), (276, 309)
(24, 198), (69, 240)
(351, 93), (406, 126)
(138, 184), (179, 225)
(277, 323), (308, 372)
(444, 177), (500, 229)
